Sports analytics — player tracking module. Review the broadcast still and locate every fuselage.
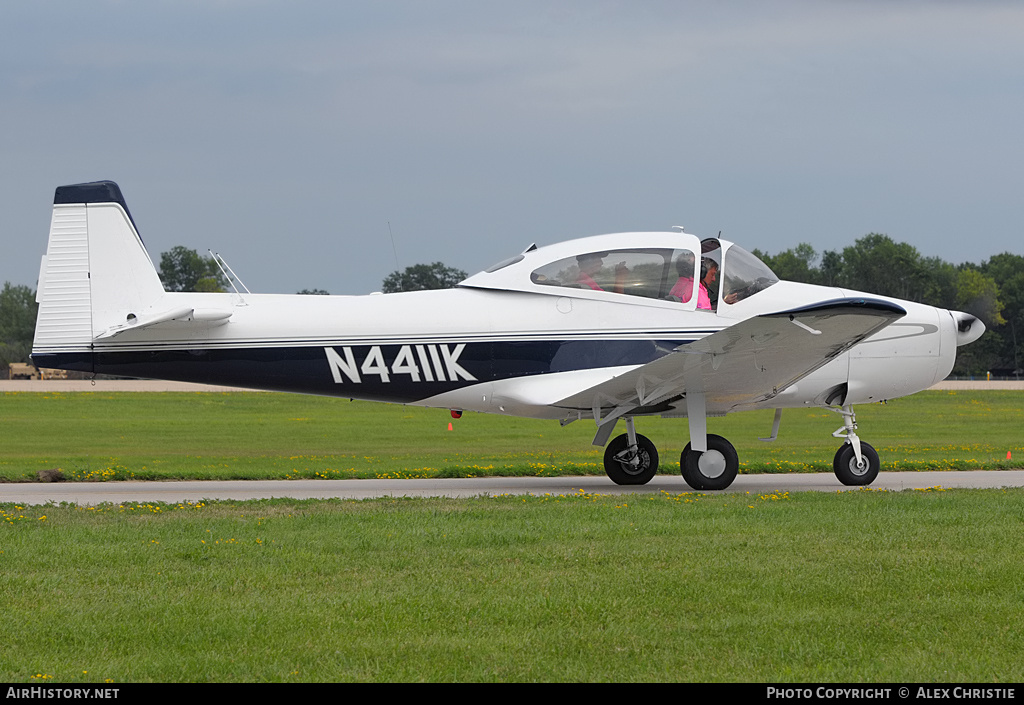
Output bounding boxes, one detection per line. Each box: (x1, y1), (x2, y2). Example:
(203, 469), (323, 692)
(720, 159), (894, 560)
(30, 192), (982, 423)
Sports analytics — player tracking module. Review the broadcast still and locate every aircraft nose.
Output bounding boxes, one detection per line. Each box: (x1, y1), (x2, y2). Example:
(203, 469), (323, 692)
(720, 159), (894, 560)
(951, 310), (985, 347)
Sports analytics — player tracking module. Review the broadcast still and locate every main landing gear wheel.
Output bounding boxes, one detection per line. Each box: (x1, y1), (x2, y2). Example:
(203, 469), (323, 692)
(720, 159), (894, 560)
(681, 434), (739, 491)
(833, 442), (880, 486)
(604, 433), (659, 485)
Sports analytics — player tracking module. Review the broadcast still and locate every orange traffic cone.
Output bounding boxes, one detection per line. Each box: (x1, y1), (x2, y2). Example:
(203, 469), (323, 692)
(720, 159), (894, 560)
(447, 422), (453, 431)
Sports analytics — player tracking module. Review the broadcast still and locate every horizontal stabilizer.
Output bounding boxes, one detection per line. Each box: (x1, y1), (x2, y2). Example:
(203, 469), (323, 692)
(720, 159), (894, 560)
(95, 307), (233, 340)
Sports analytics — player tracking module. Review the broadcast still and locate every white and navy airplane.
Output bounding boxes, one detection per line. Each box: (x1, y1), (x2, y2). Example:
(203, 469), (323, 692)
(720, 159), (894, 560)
(31, 181), (985, 490)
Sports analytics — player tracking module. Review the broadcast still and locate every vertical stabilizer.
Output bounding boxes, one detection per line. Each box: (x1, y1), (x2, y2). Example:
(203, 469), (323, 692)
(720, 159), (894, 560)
(33, 181), (165, 354)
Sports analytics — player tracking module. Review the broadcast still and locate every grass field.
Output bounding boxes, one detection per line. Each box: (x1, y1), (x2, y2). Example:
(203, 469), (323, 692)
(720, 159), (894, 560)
(0, 390), (1021, 481)
(2, 488), (1024, 682)
(2, 390), (1023, 682)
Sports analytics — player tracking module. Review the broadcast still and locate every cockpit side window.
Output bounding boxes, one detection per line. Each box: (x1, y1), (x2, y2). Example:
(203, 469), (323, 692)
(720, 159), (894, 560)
(721, 245), (779, 305)
(531, 248), (696, 301)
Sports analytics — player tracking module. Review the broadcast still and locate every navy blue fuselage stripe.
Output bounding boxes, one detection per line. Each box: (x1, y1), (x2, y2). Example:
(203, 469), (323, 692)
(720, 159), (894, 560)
(32, 338), (693, 402)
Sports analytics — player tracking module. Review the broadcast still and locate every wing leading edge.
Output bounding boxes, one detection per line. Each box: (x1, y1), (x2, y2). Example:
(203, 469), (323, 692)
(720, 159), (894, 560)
(553, 298), (906, 426)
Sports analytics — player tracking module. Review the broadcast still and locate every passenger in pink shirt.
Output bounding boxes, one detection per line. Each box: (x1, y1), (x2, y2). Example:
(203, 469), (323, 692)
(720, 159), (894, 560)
(668, 252), (696, 303)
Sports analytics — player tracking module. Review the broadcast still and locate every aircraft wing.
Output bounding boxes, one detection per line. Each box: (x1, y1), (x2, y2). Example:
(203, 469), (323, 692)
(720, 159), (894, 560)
(552, 298), (906, 424)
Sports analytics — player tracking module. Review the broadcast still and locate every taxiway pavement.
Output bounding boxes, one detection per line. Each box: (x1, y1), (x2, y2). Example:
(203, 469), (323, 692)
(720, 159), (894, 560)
(4, 471), (1024, 506)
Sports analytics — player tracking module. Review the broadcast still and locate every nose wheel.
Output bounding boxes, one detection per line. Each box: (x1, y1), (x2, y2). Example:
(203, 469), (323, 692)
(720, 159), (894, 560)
(833, 442), (880, 486)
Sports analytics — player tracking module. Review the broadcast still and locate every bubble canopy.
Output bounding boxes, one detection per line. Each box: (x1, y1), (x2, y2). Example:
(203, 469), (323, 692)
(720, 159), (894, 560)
(462, 232), (778, 311)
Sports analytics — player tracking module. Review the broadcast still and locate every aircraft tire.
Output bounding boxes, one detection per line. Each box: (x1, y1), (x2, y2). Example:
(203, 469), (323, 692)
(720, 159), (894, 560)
(681, 434), (738, 491)
(604, 433), (659, 485)
(833, 442), (880, 486)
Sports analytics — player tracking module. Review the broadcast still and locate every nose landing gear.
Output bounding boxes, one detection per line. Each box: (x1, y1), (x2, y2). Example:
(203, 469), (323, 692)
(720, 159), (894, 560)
(831, 405), (880, 486)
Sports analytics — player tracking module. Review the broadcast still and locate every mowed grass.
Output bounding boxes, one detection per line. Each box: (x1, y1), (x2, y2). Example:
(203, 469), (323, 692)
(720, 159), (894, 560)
(0, 390), (1021, 481)
(2, 488), (1024, 682)
(3, 392), (1023, 683)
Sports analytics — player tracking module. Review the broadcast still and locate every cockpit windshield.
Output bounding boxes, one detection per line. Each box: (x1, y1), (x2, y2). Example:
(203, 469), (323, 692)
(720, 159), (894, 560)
(721, 244), (779, 305)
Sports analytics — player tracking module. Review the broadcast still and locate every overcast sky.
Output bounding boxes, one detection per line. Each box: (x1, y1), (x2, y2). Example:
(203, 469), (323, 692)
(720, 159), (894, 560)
(2, 1), (1022, 295)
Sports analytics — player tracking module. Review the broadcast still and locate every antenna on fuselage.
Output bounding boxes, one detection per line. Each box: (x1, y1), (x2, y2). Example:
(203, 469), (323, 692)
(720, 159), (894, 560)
(672, 225), (685, 232)
(387, 221), (403, 291)
(385, 221), (401, 284)
(209, 250), (251, 297)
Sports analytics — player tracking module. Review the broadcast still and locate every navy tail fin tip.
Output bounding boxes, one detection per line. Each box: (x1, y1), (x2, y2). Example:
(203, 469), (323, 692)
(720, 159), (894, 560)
(53, 180), (140, 240)
(54, 180), (126, 207)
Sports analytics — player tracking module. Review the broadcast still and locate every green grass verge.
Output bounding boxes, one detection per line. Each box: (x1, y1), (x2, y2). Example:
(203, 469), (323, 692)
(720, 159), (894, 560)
(1, 390), (1022, 481)
(2, 488), (1023, 682)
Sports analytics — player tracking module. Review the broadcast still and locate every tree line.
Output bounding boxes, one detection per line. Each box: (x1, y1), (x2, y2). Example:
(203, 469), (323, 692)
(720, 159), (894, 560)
(751, 234), (1022, 377)
(3, 239), (1021, 376)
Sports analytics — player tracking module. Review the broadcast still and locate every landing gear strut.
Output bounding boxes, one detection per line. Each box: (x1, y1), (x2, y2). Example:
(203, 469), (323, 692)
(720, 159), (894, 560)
(831, 405), (880, 486)
(603, 417), (659, 485)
